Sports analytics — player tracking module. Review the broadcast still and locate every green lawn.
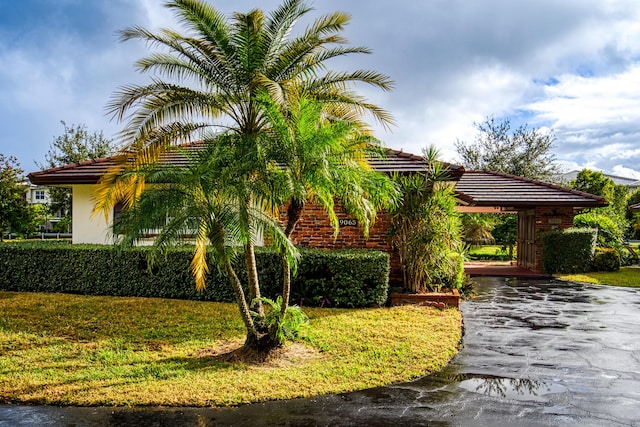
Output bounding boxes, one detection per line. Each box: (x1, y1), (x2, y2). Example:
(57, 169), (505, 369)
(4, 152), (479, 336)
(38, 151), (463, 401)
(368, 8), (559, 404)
(0, 291), (462, 406)
(557, 267), (640, 288)
(466, 245), (515, 260)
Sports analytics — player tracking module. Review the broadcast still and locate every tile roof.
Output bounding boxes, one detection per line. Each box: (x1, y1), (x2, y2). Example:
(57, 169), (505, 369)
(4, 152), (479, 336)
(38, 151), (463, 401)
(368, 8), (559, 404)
(27, 145), (606, 210)
(455, 170), (607, 208)
(28, 144), (462, 185)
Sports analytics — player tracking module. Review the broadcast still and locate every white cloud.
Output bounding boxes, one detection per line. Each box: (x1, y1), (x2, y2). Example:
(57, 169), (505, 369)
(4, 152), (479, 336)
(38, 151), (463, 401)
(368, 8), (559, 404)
(612, 165), (640, 179)
(4, 0), (640, 177)
(527, 64), (640, 128)
(522, 63), (640, 177)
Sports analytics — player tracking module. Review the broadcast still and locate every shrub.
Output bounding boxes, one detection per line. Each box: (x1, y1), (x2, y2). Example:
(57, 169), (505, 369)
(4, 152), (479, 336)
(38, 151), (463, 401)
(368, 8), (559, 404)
(574, 212), (623, 248)
(0, 243), (389, 308)
(591, 247), (621, 272)
(389, 149), (465, 293)
(541, 228), (597, 274)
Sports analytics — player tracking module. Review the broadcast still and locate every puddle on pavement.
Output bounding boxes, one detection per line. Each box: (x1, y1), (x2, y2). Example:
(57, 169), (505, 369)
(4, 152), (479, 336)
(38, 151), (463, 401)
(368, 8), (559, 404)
(457, 374), (568, 402)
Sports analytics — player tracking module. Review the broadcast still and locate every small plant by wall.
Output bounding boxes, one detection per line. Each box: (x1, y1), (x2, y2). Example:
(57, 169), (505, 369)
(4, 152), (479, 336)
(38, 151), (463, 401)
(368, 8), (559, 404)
(389, 147), (465, 293)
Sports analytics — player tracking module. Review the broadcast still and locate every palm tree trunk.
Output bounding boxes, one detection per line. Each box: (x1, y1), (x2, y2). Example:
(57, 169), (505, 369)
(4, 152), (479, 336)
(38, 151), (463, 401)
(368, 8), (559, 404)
(245, 241), (264, 317)
(223, 258), (259, 344)
(280, 255), (292, 315)
(238, 192), (264, 317)
(281, 199), (304, 316)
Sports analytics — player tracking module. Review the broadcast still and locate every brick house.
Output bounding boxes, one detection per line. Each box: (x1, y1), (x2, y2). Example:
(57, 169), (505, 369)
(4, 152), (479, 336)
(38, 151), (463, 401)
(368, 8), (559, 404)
(28, 147), (606, 280)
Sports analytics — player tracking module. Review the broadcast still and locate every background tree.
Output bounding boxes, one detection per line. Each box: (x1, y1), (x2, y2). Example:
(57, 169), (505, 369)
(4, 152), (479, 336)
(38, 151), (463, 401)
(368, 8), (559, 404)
(492, 214), (517, 259)
(627, 189), (640, 240)
(94, 0), (394, 352)
(455, 116), (560, 180)
(454, 115), (561, 253)
(570, 169), (629, 248)
(461, 213), (495, 246)
(38, 121), (117, 223)
(0, 154), (31, 240)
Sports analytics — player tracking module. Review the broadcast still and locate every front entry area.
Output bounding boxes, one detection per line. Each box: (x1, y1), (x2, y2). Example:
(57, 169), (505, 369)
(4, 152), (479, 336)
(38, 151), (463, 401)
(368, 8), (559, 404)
(454, 170), (607, 274)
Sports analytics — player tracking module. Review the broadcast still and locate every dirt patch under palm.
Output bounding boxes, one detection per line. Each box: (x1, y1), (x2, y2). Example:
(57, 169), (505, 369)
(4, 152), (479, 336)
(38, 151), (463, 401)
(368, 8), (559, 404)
(194, 339), (325, 367)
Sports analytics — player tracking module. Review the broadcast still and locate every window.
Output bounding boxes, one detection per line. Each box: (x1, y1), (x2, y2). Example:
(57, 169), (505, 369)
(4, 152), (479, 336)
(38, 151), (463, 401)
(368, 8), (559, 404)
(113, 201), (124, 231)
(34, 190), (46, 201)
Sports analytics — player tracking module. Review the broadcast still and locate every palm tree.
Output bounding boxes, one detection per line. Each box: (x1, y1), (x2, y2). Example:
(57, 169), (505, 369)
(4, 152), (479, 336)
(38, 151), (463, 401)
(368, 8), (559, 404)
(462, 213), (496, 247)
(93, 0), (393, 350)
(111, 139), (297, 347)
(259, 93), (397, 314)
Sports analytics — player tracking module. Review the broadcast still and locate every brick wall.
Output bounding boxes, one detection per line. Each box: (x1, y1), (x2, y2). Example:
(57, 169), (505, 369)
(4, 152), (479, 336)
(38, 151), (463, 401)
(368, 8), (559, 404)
(285, 202), (403, 285)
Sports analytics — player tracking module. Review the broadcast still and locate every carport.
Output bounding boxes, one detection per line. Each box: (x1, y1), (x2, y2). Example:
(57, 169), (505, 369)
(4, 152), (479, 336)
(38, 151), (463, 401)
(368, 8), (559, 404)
(454, 171), (607, 273)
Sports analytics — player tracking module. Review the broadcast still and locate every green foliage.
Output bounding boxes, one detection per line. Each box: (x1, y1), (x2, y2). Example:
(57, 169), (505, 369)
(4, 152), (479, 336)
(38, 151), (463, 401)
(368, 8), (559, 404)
(255, 296), (309, 345)
(0, 244), (389, 308)
(455, 116), (560, 180)
(570, 169), (629, 237)
(461, 213), (495, 245)
(390, 147), (465, 292)
(541, 228), (597, 274)
(492, 214), (517, 257)
(573, 212), (623, 248)
(0, 154), (31, 239)
(52, 216), (72, 233)
(626, 189), (640, 239)
(23, 204), (49, 235)
(591, 247), (621, 272)
(570, 169), (614, 199)
(292, 249), (390, 307)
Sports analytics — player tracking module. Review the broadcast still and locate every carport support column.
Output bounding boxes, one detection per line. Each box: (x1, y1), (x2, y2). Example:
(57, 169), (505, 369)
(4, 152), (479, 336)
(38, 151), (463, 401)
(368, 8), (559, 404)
(533, 207), (575, 272)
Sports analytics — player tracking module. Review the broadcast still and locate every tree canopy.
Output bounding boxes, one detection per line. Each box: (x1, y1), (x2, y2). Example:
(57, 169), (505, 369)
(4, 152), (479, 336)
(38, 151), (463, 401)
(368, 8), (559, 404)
(455, 116), (560, 180)
(38, 121), (117, 220)
(0, 154), (31, 239)
(569, 168), (630, 245)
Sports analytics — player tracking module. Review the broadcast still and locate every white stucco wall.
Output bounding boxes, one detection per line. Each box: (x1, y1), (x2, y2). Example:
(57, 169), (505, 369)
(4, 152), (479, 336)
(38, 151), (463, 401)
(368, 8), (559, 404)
(72, 185), (113, 244)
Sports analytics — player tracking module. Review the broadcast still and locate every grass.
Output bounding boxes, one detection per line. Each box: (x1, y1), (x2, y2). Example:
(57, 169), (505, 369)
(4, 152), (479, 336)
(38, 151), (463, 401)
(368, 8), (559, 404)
(0, 291), (462, 407)
(466, 245), (515, 260)
(557, 267), (640, 288)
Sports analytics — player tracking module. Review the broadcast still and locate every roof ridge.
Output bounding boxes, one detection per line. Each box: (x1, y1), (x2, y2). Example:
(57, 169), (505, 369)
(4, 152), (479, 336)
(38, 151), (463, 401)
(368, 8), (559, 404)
(29, 156), (115, 176)
(465, 170), (607, 202)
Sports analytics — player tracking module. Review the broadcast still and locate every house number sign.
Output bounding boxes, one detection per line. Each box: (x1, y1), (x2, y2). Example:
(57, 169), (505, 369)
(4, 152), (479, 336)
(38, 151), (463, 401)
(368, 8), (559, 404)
(339, 219), (358, 226)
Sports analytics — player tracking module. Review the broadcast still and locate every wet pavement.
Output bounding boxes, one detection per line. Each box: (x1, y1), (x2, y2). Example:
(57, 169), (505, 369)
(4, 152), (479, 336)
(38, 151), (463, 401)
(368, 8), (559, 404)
(1, 277), (639, 426)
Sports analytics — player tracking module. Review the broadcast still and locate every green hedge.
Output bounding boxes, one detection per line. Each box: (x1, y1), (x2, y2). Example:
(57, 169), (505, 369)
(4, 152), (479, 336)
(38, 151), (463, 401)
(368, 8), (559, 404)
(0, 243), (389, 308)
(541, 228), (597, 274)
(592, 247), (621, 272)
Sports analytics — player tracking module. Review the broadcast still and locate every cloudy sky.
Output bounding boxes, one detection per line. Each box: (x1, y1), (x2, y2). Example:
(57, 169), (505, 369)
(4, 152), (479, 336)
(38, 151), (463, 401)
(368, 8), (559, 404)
(2, 0), (640, 179)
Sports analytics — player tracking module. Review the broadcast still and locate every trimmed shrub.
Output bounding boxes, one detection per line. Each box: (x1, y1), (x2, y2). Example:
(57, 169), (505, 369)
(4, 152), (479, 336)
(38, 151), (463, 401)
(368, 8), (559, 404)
(541, 228), (597, 274)
(591, 247), (621, 272)
(0, 243), (389, 308)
